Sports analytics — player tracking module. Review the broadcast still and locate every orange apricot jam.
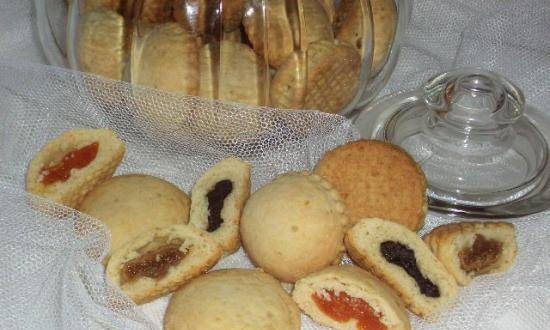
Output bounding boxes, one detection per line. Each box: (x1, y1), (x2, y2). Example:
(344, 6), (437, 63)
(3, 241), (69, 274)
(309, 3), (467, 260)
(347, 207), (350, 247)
(40, 142), (99, 185)
(312, 290), (387, 330)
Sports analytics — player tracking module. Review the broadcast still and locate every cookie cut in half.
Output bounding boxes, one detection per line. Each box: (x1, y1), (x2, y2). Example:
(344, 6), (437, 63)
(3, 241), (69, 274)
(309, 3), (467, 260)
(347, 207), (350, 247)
(189, 157), (251, 254)
(293, 265), (411, 330)
(26, 129), (125, 208)
(164, 269), (301, 330)
(106, 224), (222, 304)
(424, 221), (517, 286)
(241, 172), (349, 283)
(345, 218), (458, 318)
(315, 140), (427, 231)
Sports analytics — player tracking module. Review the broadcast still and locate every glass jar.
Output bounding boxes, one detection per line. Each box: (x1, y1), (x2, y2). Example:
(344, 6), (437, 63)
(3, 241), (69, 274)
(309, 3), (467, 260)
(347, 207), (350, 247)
(37, 0), (410, 115)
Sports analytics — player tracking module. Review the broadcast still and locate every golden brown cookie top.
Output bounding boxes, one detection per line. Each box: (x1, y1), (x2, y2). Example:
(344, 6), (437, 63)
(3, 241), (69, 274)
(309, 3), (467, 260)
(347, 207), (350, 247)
(315, 140), (427, 231)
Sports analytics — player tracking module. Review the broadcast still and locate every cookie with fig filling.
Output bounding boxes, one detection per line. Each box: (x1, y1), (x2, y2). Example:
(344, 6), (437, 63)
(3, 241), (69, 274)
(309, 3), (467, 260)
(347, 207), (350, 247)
(345, 218), (458, 318)
(106, 224), (222, 304)
(189, 157), (251, 254)
(26, 129), (125, 208)
(293, 265), (411, 330)
(423, 221), (517, 286)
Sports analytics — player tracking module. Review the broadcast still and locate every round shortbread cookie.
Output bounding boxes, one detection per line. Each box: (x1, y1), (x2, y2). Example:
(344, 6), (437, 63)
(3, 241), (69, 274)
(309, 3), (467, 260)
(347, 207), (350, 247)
(78, 174), (190, 257)
(315, 140), (427, 231)
(164, 268), (301, 330)
(240, 172), (349, 283)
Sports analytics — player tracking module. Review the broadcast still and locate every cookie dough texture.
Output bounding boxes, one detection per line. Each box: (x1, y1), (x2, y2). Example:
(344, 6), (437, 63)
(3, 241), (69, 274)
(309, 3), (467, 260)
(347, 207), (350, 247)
(424, 221), (517, 286)
(240, 172), (349, 283)
(78, 174), (190, 256)
(293, 265), (411, 330)
(164, 268), (301, 330)
(77, 9), (125, 80)
(345, 218), (458, 318)
(315, 140), (427, 231)
(26, 129), (125, 209)
(106, 224), (222, 304)
(131, 22), (199, 94)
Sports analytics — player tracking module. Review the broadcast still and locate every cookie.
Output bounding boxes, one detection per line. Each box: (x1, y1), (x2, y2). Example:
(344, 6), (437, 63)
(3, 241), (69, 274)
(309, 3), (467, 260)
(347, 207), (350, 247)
(270, 40), (361, 113)
(345, 218), (459, 318)
(164, 269), (301, 330)
(136, 0), (174, 25)
(287, 0), (334, 49)
(131, 22), (199, 94)
(240, 172), (349, 283)
(319, 0), (335, 23)
(78, 174), (190, 257)
(26, 129), (125, 209)
(189, 157), (251, 254)
(77, 9), (125, 80)
(198, 40), (267, 105)
(335, 0), (397, 74)
(219, 0), (247, 32)
(82, 0), (121, 12)
(293, 265), (411, 330)
(106, 224), (222, 304)
(269, 50), (308, 109)
(423, 221), (517, 286)
(242, 0), (294, 68)
(315, 140), (427, 231)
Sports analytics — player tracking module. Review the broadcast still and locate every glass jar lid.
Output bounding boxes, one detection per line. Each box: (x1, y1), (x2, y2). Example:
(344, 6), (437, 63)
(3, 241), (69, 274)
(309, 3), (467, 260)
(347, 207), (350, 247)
(355, 68), (550, 217)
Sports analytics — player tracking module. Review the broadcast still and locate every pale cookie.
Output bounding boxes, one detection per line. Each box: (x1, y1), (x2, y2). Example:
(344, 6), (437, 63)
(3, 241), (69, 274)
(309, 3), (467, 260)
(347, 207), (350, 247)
(78, 174), (190, 257)
(189, 157), (251, 254)
(164, 269), (301, 330)
(293, 265), (411, 330)
(77, 9), (125, 80)
(345, 218), (459, 318)
(240, 172), (349, 283)
(315, 140), (428, 230)
(198, 40), (266, 105)
(335, 0), (397, 74)
(423, 221), (517, 286)
(271, 40), (361, 113)
(26, 129), (125, 209)
(287, 0), (334, 49)
(243, 0), (294, 68)
(106, 224), (221, 304)
(131, 22), (199, 94)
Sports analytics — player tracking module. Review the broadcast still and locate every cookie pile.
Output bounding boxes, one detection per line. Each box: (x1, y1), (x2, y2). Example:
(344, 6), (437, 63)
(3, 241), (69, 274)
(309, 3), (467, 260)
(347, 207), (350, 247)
(75, 0), (397, 114)
(25, 130), (518, 330)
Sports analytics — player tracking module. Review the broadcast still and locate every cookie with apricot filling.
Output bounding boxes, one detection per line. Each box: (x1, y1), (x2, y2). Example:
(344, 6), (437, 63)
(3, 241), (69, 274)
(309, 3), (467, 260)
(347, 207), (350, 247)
(26, 129), (125, 208)
(293, 265), (411, 330)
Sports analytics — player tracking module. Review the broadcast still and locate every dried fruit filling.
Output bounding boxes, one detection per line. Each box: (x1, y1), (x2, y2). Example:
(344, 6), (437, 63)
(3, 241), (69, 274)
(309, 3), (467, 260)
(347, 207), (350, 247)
(459, 234), (503, 273)
(312, 290), (387, 330)
(206, 180), (233, 232)
(380, 241), (440, 298)
(121, 243), (185, 283)
(39, 142), (99, 185)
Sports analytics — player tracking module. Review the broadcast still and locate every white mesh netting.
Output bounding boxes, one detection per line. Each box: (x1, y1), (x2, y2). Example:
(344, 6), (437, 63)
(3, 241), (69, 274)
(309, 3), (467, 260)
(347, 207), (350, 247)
(0, 0), (549, 329)
(0, 60), (549, 330)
